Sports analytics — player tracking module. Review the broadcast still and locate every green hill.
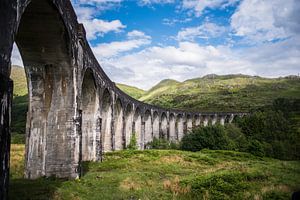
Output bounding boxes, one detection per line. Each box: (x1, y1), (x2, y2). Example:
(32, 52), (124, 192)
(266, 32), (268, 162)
(9, 66), (300, 135)
(10, 65), (28, 135)
(116, 83), (145, 99)
(10, 144), (300, 199)
(140, 74), (300, 112)
(139, 79), (180, 102)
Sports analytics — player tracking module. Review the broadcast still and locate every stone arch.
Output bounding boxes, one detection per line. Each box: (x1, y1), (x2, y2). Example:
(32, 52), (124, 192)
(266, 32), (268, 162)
(217, 115), (225, 125)
(225, 114), (234, 123)
(211, 114), (218, 125)
(114, 98), (124, 150)
(101, 89), (113, 152)
(160, 112), (168, 139)
(194, 115), (201, 127)
(133, 107), (142, 150)
(80, 68), (100, 161)
(124, 104), (133, 147)
(186, 114), (193, 131)
(202, 115), (209, 126)
(169, 113), (176, 141)
(152, 111), (159, 139)
(177, 114), (184, 140)
(14, 0), (77, 179)
(144, 110), (152, 145)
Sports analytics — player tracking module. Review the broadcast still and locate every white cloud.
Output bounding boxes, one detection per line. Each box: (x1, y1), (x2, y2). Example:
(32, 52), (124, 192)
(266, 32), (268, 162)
(162, 18), (193, 26)
(231, 0), (300, 43)
(177, 22), (227, 41)
(92, 30), (151, 58)
(138, 0), (175, 6)
(181, 0), (239, 16)
(82, 18), (126, 40)
(99, 37), (300, 89)
(72, 1), (126, 40)
(127, 30), (151, 39)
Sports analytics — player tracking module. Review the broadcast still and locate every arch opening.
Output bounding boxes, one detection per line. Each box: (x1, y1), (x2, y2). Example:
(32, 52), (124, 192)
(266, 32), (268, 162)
(152, 111), (159, 139)
(101, 89), (113, 152)
(186, 114), (193, 131)
(80, 69), (99, 161)
(160, 113), (168, 139)
(124, 104), (133, 147)
(176, 114), (184, 140)
(144, 110), (152, 146)
(169, 114), (176, 141)
(114, 99), (124, 150)
(133, 107), (142, 150)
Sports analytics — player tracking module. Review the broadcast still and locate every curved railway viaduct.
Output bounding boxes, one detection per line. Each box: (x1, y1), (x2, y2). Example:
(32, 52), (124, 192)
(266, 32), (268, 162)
(0, 0), (246, 198)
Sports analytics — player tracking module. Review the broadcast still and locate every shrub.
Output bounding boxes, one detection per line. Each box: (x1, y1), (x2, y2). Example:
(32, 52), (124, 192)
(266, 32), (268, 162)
(224, 124), (248, 152)
(247, 140), (265, 157)
(146, 137), (179, 149)
(127, 132), (138, 150)
(180, 125), (231, 152)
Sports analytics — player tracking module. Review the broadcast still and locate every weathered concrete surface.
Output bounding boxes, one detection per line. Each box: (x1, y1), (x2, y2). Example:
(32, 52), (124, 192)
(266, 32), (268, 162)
(0, 75), (12, 200)
(0, 0), (248, 198)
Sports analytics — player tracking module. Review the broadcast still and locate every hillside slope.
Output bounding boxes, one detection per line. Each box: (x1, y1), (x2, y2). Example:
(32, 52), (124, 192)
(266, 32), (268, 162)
(10, 66), (28, 134)
(10, 144), (300, 199)
(116, 83), (145, 99)
(140, 74), (300, 112)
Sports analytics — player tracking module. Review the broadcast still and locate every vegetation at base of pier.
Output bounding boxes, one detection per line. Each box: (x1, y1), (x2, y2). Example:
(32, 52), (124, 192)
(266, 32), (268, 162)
(126, 132), (138, 150)
(9, 144), (300, 200)
(146, 137), (179, 150)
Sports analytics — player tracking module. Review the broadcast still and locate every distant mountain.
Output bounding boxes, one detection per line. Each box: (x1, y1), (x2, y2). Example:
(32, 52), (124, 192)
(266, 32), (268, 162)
(139, 79), (180, 102)
(140, 74), (300, 112)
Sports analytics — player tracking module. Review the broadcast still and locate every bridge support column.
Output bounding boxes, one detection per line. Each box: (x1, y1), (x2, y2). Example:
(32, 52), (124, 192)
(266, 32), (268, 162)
(0, 75), (13, 200)
(25, 65), (80, 179)
(220, 116), (225, 125)
(211, 115), (218, 125)
(203, 116), (209, 127)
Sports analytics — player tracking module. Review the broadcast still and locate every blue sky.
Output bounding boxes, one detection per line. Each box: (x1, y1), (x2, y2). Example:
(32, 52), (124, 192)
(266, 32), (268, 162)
(12, 0), (300, 89)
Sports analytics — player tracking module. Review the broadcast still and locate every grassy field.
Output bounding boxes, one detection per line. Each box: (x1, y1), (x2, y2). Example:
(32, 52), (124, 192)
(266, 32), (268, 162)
(10, 144), (300, 200)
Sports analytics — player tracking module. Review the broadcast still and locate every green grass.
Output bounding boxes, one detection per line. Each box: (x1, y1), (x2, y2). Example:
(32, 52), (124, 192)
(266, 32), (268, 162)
(9, 144), (300, 200)
(140, 75), (300, 112)
(116, 83), (145, 99)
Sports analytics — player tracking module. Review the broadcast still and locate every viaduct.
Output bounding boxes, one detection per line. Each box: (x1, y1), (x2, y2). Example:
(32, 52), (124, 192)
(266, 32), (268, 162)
(0, 0), (246, 198)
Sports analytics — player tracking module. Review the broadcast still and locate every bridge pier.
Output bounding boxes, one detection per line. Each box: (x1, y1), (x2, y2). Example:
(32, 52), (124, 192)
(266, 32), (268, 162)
(0, 75), (13, 200)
